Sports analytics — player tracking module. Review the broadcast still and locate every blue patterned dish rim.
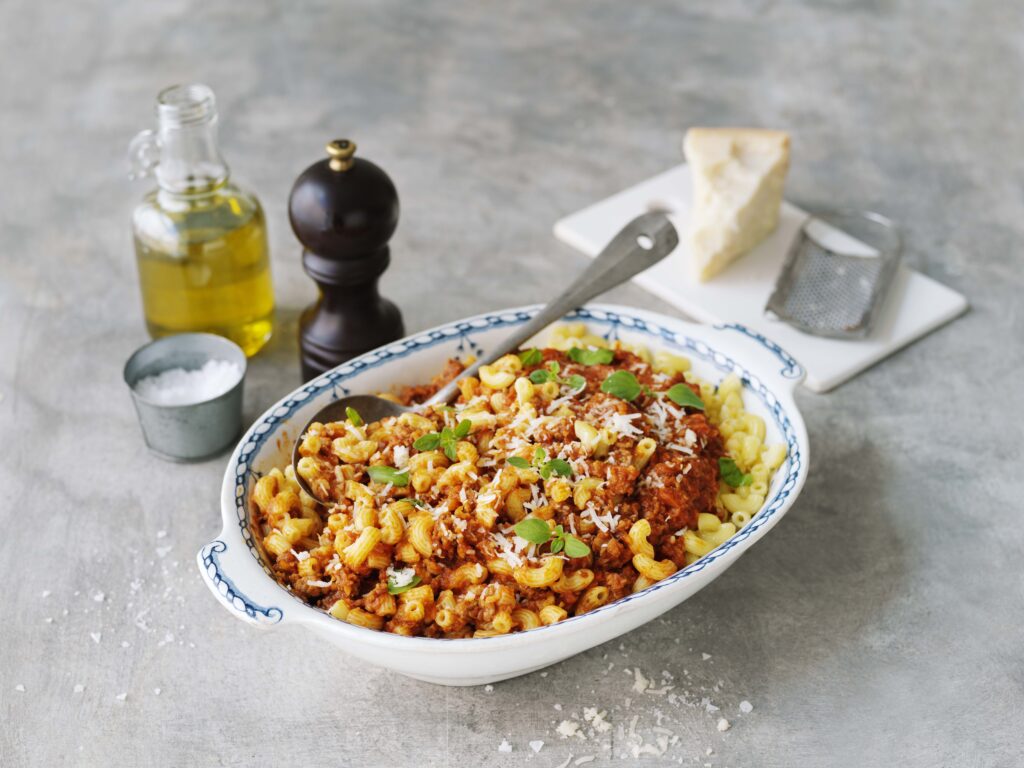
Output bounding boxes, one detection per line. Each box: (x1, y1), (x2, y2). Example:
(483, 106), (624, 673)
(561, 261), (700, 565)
(202, 303), (808, 641)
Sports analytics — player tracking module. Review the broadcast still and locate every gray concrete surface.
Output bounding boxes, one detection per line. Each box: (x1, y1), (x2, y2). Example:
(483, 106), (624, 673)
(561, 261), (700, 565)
(2, 1), (1022, 766)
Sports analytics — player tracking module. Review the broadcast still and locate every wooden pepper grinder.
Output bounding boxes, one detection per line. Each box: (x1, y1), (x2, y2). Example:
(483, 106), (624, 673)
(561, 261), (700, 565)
(289, 139), (405, 380)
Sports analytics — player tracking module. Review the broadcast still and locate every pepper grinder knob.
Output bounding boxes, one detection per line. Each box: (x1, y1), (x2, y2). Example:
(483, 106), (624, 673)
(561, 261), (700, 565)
(288, 138), (405, 381)
(326, 139), (357, 171)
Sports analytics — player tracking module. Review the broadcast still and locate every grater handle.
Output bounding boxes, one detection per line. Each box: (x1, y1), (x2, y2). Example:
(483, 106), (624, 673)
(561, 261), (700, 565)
(711, 323), (805, 393)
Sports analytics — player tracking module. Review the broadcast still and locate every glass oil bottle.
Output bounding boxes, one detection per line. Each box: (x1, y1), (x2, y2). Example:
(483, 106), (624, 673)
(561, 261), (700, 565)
(129, 84), (274, 356)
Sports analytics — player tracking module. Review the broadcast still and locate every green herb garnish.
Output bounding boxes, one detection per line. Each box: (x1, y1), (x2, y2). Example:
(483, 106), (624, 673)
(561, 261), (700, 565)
(345, 406), (363, 427)
(563, 374), (586, 391)
(529, 361), (585, 392)
(600, 370), (642, 402)
(666, 384), (704, 410)
(519, 348), (543, 367)
(506, 447), (574, 479)
(413, 432), (441, 451)
(718, 457), (752, 487)
(414, 419), (472, 461)
(406, 498), (428, 508)
(387, 571), (422, 595)
(367, 465), (409, 487)
(513, 518), (591, 558)
(568, 347), (614, 366)
(540, 458), (573, 480)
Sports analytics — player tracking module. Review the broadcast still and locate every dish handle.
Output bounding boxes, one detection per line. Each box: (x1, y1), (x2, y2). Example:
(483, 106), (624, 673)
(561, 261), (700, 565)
(709, 323), (806, 393)
(197, 535), (285, 627)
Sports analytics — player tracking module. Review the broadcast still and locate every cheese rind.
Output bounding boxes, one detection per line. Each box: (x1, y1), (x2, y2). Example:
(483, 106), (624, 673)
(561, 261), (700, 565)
(683, 127), (791, 281)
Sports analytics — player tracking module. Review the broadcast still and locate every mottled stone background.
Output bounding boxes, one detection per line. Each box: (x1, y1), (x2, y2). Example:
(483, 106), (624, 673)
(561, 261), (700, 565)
(1, 1), (1021, 766)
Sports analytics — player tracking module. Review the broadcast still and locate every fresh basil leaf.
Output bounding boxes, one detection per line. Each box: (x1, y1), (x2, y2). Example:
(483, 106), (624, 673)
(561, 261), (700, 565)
(442, 441), (458, 461)
(454, 419), (472, 439)
(600, 370), (642, 402)
(539, 463), (552, 480)
(550, 537), (565, 554)
(563, 534), (591, 558)
(568, 347), (614, 366)
(507, 456), (531, 469)
(563, 374), (586, 392)
(534, 446), (547, 463)
(518, 348), (542, 367)
(514, 517), (552, 545)
(718, 457), (752, 487)
(545, 458), (573, 478)
(547, 361), (561, 375)
(345, 406), (363, 427)
(666, 383), (705, 410)
(529, 369), (554, 385)
(413, 433), (441, 451)
(387, 573), (422, 595)
(367, 465), (409, 487)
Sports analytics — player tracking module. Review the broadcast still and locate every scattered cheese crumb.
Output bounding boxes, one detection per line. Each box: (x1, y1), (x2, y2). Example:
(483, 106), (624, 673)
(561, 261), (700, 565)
(484, 684), (494, 692)
(716, 718), (730, 732)
(74, 684), (85, 693)
(553, 703), (563, 711)
(115, 693), (128, 702)
(574, 757), (596, 765)
(89, 632), (102, 644)
(121, 641), (131, 649)
(739, 700), (753, 714)
(92, 591), (105, 603)
(154, 688), (162, 696)
(706, 747), (714, 756)
(497, 739), (512, 753)
(41, 590), (52, 598)
(156, 530), (167, 539)
(15, 684), (26, 693)
(582, 707), (611, 733)
(556, 720), (582, 739)
(529, 740), (544, 753)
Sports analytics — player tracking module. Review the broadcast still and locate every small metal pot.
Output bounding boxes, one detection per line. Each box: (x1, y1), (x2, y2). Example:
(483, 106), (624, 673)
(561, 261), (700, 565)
(123, 333), (247, 462)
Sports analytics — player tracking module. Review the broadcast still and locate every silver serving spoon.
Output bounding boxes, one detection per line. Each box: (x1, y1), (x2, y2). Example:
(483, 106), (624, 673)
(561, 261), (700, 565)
(292, 211), (678, 499)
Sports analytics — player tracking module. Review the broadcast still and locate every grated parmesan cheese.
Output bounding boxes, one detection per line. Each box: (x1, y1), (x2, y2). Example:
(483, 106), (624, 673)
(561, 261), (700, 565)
(556, 720), (583, 739)
(386, 565), (417, 589)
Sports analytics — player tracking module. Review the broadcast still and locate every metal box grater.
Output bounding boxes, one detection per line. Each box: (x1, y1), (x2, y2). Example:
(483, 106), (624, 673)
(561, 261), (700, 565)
(765, 210), (902, 339)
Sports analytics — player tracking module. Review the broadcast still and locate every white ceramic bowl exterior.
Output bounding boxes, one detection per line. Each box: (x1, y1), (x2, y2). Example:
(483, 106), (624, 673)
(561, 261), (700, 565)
(198, 304), (809, 686)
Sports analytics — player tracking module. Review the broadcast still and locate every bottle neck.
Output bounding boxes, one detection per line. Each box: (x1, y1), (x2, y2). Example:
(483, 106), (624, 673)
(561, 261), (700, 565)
(154, 84), (229, 195)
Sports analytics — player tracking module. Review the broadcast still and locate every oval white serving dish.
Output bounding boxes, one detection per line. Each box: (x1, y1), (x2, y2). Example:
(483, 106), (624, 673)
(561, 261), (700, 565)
(197, 303), (809, 686)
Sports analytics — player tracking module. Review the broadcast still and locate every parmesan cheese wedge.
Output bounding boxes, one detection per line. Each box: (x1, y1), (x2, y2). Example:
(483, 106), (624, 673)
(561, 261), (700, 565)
(683, 127), (791, 281)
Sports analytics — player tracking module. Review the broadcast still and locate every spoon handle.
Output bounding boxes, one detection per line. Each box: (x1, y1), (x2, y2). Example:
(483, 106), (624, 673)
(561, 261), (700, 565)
(425, 212), (679, 406)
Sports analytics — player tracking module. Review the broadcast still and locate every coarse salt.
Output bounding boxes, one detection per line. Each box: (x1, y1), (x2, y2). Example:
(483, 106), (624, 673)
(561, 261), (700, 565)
(133, 359), (242, 406)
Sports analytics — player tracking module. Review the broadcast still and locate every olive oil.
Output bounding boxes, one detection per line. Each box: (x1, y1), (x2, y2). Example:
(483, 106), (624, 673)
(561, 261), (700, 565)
(129, 84), (275, 356)
(133, 186), (274, 356)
